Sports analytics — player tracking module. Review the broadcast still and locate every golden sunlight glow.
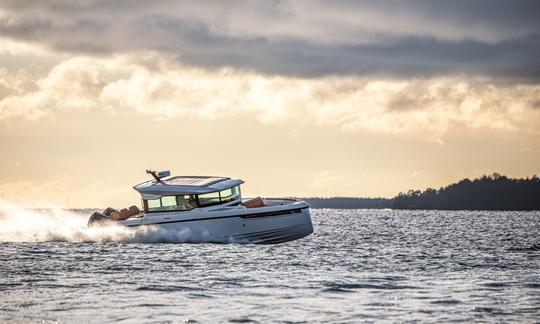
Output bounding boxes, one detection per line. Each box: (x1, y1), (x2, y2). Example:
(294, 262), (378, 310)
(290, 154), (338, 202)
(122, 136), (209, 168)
(0, 38), (539, 207)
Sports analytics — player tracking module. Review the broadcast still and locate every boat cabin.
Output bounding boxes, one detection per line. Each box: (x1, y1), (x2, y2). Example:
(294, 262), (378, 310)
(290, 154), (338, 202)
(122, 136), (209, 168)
(133, 172), (244, 213)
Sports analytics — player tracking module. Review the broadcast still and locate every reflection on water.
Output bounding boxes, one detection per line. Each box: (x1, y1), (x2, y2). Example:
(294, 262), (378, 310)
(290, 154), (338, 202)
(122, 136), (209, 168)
(0, 209), (539, 322)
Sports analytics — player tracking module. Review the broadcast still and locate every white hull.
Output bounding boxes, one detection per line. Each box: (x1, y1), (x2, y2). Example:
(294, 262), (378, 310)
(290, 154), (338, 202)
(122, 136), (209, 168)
(118, 199), (313, 244)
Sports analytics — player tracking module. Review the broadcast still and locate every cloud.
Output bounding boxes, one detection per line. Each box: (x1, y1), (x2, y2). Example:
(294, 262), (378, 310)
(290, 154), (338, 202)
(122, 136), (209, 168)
(2, 1), (538, 44)
(0, 1), (539, 78)
(0, 55), (106, 120)
(1, 51), (539, 138)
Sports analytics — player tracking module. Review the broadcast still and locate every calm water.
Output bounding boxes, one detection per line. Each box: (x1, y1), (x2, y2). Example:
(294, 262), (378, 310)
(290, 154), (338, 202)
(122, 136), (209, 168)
(0, 209), (539, 323)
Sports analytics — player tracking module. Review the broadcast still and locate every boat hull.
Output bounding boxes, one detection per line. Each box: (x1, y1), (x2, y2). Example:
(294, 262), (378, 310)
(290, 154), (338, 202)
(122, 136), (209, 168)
(126, 206), (313, 244)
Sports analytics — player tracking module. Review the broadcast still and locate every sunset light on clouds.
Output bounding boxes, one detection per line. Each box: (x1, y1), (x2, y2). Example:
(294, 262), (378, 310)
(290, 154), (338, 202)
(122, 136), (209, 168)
(1, 1), (539, 207)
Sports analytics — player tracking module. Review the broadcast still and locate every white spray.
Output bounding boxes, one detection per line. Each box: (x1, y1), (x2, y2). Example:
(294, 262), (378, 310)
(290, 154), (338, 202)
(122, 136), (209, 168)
(0, 200), (198, 243)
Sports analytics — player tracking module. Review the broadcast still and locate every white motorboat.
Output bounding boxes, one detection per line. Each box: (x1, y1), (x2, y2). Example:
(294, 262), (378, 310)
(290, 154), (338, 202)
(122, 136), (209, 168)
(88, 170), (313, 244)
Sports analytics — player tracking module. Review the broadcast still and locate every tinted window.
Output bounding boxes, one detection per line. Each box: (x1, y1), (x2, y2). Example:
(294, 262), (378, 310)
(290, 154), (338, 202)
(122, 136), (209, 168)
(198, 192), (221, 207)
(220, 188), (233, 201)
(220, 186), (241, 203)
(147, 198), (161, 209)
(146, 195), (196, 213)
(177, 195), (198, 210)
(161, 196), (177, 207)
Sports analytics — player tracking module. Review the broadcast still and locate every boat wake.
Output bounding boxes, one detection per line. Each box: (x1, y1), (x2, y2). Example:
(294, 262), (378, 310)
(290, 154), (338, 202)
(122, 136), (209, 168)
(0, 203), (199, 243)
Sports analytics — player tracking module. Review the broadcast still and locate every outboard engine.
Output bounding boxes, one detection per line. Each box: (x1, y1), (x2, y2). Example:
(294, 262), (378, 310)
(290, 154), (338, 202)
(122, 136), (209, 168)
(87, 207), (118, 227)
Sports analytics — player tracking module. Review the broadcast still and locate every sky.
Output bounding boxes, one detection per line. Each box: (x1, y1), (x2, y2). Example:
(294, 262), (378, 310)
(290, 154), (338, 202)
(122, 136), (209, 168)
(0, 0), (539, 208)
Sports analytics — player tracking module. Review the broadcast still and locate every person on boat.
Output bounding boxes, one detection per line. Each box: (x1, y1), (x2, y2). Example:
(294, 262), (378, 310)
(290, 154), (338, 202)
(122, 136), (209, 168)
(186, 195), (197, 209)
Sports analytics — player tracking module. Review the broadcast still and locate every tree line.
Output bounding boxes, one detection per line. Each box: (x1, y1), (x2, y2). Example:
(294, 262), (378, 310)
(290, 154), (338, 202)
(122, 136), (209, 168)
(392, 173), (540, 211)
(298, 173), (540, 210)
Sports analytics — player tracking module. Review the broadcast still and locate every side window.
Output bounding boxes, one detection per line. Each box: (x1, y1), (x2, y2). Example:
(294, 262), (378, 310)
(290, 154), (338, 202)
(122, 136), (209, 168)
(219, 186), (241, 203)
(232, 186), (241, 199)
(198, 191), (220, 207)
(177, 195), (197, 209)
(146, 195), (196, 212)
(161, 196), (177, 208)
(220, 188), (233, 202)
(147, 198), (161, 210)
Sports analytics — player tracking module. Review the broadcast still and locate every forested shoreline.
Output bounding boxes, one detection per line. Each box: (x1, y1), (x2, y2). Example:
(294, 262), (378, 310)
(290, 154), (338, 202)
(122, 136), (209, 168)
(301, 174), (540, 211)
(392, 174), (540, 210)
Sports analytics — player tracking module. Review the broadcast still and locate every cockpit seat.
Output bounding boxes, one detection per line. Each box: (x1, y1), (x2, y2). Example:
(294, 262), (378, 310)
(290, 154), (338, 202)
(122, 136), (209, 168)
(128, 205), (140, 215)
(110, 205), (141, 221)
(243, 197), (265, 208)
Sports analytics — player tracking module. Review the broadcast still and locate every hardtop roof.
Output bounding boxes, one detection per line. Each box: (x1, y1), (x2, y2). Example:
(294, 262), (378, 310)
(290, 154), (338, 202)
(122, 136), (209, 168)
(161, 176), (229, 186)
(133, 175), (244, 199)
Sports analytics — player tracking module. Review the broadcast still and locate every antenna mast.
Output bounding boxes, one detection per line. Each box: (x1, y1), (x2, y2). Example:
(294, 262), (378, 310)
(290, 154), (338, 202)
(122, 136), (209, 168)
(146, 169), (162, 183)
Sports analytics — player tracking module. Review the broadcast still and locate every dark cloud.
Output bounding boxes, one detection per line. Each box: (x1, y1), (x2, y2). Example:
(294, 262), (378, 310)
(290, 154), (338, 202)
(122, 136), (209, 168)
(0, 0), (539, 80)
(176, 31), (540, 80)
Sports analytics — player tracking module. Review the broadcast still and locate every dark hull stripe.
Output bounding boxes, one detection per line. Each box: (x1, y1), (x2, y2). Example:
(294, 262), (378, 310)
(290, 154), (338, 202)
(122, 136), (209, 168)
(238, 208), (304, 219)
(125, 206), (309, 227)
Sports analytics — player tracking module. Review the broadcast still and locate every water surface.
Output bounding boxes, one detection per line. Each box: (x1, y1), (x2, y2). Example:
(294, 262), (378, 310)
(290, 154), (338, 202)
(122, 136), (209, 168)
(1, 209), (539, 322)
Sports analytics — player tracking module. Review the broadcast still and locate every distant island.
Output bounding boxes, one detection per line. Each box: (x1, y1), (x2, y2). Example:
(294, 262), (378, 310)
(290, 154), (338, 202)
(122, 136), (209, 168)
(392, 173), (540, 211)
(299, 173), (540, 211)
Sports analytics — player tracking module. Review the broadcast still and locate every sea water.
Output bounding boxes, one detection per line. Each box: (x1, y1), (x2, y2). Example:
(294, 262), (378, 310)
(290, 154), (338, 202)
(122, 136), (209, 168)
(0, 209), (539, 323)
